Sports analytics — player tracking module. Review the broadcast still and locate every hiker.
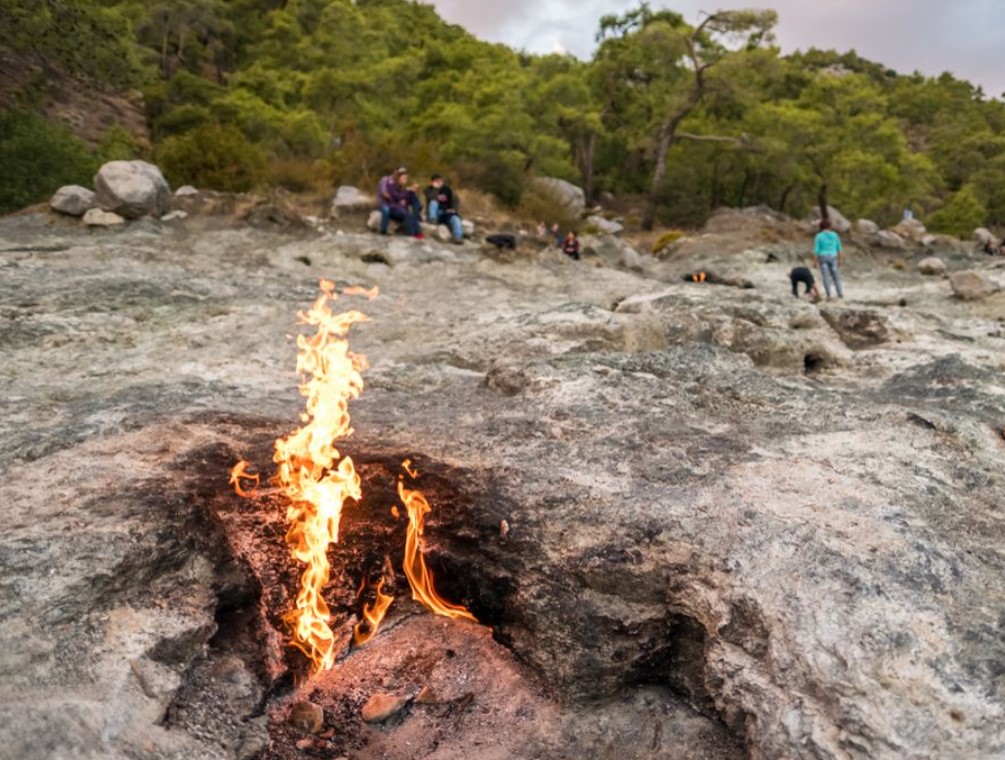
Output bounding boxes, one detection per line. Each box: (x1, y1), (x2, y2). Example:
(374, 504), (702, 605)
(789, 266), (821, 301)
(377, 167), (423, 239)
(551, 223), (561, 247)
(562, 230), (581, 260)
(813, 218), (844, 299)
(424, 174), (464, 244)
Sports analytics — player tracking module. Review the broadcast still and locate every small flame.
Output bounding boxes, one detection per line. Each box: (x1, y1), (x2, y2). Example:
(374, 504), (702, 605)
(692, 272), (707, 283)
(352, 578), (395, 646)
(229, 460), (259, 497)
(272, 280), (370, 671)
(398, 465), (477, 622)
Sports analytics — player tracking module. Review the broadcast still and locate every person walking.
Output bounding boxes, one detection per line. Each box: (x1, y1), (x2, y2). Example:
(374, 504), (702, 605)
(813, 218), (844, 299)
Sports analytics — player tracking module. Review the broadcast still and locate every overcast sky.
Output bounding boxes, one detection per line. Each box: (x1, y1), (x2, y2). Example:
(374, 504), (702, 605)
(429, 1), (1005, 99)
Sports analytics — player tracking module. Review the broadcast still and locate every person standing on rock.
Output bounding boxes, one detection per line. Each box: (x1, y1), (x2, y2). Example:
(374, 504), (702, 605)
(789, 266), (821, 301)
(377, 168), (423, 240)
(813, 219), (844, 299)
(424, 174), (464, 244)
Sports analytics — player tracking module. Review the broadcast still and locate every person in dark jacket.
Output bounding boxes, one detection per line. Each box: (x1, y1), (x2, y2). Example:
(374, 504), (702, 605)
(424, 174), (464, 243)
(562, 230), (580, 260)
(377, 167), (423, 239)
(789, 265), (820, 301)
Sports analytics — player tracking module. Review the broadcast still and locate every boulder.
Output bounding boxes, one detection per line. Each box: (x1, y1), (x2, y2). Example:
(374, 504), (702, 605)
(461, 219), (475, 238)
(366, 209), (382, 232)
(876, 230), (906, 249)
(160, 210), (188, 222)
(950, 270), (999, 300)
(973, 227), (995, 246)
(50, 185), (96, 217)
(918, 257), (946, 276)
(892, 218), (927, 242)
(854, 219), (879, 235)
(82, 208), (126, 227)
(806, 205), (851, 233)
(331, 185), (373, 215)
(174, 185), (199, 197)
(530, 177), (586, 218)
(94, 161), (172, 219)
(586, 215), (624, 234)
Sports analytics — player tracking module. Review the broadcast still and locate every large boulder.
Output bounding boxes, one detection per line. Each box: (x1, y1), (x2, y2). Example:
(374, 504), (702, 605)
(94, 161), (171, 219)
(854, 218), (879, 235)
(891, 218), (927, 243)
(586, 215), (624, 234)
(973, 227), (995, 246)
(876, 230), (906, 249)
(950, 270), (999, 300)
(530, 177), (586, 219)
(806, 205), (851, 233)
(331, 185), (373, 216)
(918, 257), (946, 276)
(50, 185), (96, 217)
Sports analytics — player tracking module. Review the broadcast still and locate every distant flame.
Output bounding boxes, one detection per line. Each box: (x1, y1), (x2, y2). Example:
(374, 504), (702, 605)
(692, 271), (707, 283)
(229, 460), (259, 497)
(352, 578), (395, 646)
(271, 279), (372, 671)
(399, 462), (477, 622)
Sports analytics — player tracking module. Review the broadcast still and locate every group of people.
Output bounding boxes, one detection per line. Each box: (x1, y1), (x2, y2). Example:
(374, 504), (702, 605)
(376, 167), (464, 244)
(789, 218), (845, 301)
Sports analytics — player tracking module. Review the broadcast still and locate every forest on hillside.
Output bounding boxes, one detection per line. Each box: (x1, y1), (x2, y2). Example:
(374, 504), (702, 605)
(2, 0), (1005, 235)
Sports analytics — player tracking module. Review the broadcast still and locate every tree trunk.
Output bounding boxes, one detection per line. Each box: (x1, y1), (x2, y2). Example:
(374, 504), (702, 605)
(817, 183), (829, 222)
(643, 125), (674, 230)
(575, 134), (596, 205)
(778, 182), (795, 215)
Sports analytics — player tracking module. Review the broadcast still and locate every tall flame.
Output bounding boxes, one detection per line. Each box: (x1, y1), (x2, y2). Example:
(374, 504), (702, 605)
(272, 279), (371, 671)
(399, 463), (477, 622)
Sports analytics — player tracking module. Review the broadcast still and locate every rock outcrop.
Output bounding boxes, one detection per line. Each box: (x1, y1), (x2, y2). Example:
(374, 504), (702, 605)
(94, 160), (172, 219)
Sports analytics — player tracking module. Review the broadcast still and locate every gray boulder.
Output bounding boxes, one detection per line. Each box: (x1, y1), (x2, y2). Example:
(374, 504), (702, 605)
(50, 185), (96, 217)
(587, 215), (624, 234)
(94, 161), (172, 219)
(876, 230), (906, 249)
(82, 208), (126, 227)
(331, 185), (373, 216)
(950, 270), (999, 300)
(806, 205), (851, 233)
(973, 227), (995, 246)
(854, 218), (879, 235)
(530, 177), (586, 218)
(918, 257), (946, 276)
(892, 218), (927, 242)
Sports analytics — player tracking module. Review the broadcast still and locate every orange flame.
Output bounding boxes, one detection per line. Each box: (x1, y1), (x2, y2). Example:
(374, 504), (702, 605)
(352, 579), (395, 646)
(692, 271), (707, 283)
(272, 279), (371, 671)
(398, 465), (477, 622)
(229, 460), (259, 497)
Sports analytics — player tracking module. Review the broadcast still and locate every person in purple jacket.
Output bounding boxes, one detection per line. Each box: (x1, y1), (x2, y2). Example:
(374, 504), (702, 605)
(377, 167), (423, 239)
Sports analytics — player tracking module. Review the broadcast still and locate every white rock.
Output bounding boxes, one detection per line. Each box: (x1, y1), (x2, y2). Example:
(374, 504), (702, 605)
(876, 230), (906, 249)
(587, 215), (624, 234)
(83, 208), (126, 227)
(854, 219), (879, 235)
(50, 185), (96, 217)
(174, 185), (199, 197)
(160, 210), (188, 222)
(331, 185), (373, 215)
(94, 161), (172, 219)
(461, 219), (475, 238)
(436, 224), (452, 242)
(918, 257), (946, 275)
(806, 206), (851, 233)
(530, 177), (586, 218)
(366, 210), (382, 232)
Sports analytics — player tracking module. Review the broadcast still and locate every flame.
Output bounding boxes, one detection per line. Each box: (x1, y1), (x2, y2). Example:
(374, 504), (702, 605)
(272, 279), (371, 671)
(352, 578), (395, 646)
(692, 271), (707, 283)
(398, 465), (477, 622)
(229, 460), (259, 497)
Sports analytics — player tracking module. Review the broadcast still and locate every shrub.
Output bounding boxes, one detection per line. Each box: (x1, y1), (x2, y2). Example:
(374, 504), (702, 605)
(0, 110), (97, 214)
(928, 185), (987, 239)
(156, 123), (266, 192)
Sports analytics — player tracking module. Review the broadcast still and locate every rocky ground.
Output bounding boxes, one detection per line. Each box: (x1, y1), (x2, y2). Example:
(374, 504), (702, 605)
(1, 204), (1004, 759)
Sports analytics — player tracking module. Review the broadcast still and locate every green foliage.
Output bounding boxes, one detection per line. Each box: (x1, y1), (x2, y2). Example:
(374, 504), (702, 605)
(928, 185), (987, 239)
(652, 229), (685, 253)
(156, 122), (266, 191)
(0, 110), (97, 213)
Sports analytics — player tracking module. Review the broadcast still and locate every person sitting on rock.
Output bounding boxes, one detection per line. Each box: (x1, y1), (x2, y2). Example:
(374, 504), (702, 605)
(789, 266), (821, 301)
(813, 218), (844, 299)
(562, 230), (581, 260)
(423, 174), (464, 244)
(377, 167), (423, 239)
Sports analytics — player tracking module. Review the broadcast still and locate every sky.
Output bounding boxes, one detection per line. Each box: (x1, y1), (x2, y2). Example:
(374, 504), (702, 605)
(429, 0), (1005, 99)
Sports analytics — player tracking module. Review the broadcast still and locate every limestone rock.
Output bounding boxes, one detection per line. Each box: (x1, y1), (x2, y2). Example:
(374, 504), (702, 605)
(331, 185), (373, 215)
(892, 218), (927, 242)
(876, 230), (906, 249)
(806, 205), (851, 233)
(918, 257), (946, 275)
(854, 218), (879, 235)
(950, 270), (999, 300)
(94, 160), (172, 219)
(50, 185), (96, 216)
(586, 215), (624, 234)
(82, 208), (126, 227)
(160, 210), (188, 222)
(973, 227), (995, 245)
(367, 209), (382, 232)
(530, 177), (586, 218)
(461, 219), (475, 238)
(174, 185), (199, 197)
(361, 694), (407, 723)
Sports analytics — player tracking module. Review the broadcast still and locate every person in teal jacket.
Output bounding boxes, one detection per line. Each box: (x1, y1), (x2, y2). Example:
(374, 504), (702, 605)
(813, 218), (844, 299)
